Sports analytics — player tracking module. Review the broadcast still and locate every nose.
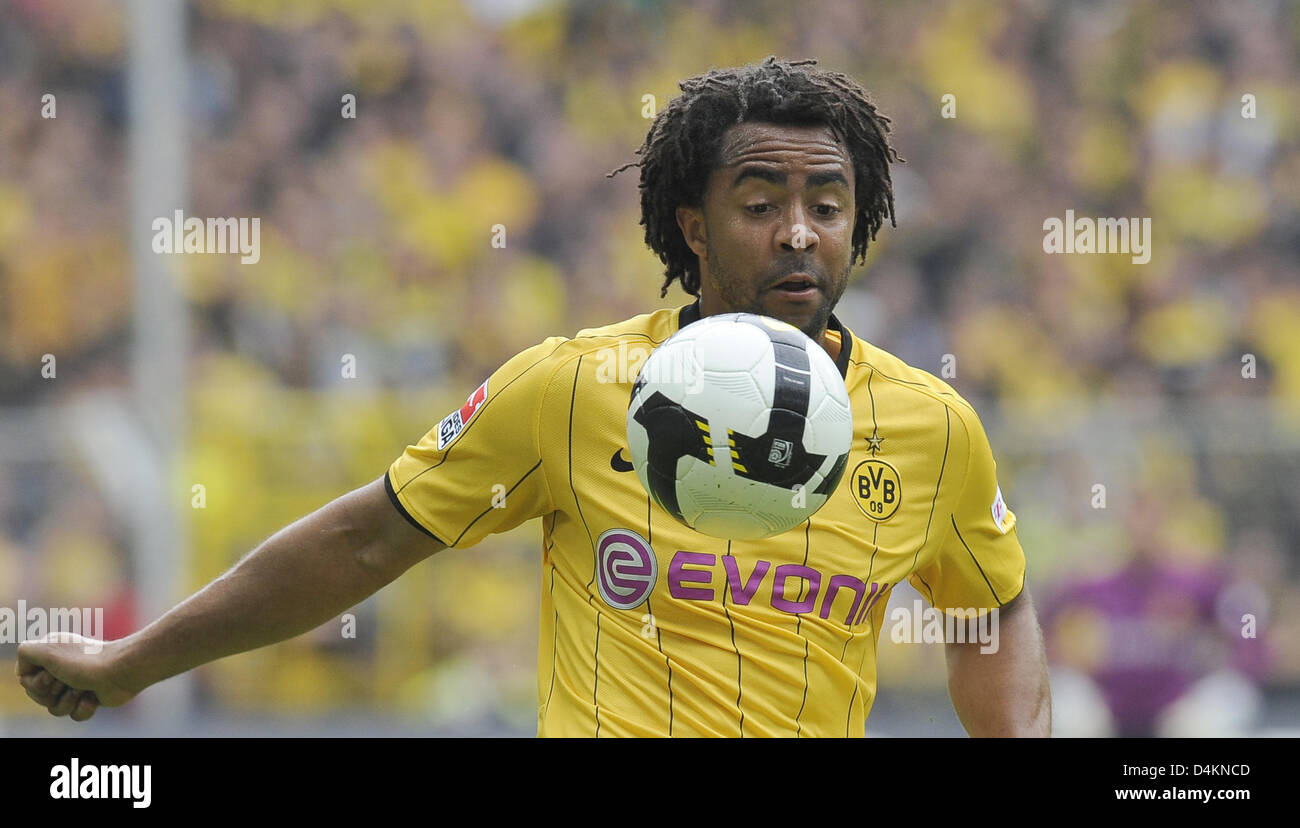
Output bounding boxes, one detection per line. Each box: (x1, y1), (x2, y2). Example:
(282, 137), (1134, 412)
(777, 203), (818, 252)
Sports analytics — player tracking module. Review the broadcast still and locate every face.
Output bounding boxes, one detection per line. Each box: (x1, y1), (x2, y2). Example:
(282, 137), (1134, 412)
(676, 122), (856, 342)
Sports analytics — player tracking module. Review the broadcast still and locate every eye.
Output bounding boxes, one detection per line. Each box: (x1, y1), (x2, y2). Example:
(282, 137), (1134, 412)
(813, 204), (841, 217)
(746, 204), (774, 215)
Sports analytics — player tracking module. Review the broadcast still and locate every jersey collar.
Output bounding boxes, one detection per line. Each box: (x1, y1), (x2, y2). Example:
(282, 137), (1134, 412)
(677, 299), (853, 380)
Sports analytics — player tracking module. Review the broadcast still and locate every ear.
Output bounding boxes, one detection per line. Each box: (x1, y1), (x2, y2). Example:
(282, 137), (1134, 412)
(675, 206), (707, 259)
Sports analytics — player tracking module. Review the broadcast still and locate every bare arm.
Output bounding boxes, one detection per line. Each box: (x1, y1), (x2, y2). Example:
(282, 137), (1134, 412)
(944, 588), (1052, 737)
(17, 476), (444, 721)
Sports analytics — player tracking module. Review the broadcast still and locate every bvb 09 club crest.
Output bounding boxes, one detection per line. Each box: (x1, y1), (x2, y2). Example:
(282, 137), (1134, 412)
(850, 459), (901, 522)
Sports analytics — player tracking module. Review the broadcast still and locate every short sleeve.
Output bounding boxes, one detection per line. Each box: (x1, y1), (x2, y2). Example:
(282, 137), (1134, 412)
(386, 338), (563, 548)
(908, 406), (1026, 612)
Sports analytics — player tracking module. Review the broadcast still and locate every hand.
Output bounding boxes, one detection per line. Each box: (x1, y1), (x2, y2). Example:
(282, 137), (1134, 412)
(16, 634), (139, 722)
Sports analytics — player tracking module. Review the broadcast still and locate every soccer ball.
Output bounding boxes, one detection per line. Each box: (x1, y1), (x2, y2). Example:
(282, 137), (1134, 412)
(626, 312), (853, 539)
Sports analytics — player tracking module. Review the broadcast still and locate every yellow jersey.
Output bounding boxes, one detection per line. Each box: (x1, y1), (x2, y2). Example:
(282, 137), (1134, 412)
(386, 300), (1025, 737)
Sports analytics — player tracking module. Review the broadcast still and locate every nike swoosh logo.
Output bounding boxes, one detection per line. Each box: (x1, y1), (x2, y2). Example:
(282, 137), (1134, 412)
(610, 448), (634, 472)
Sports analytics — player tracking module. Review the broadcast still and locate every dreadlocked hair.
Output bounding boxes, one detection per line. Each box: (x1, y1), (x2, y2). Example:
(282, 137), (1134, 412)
(608, 56), (903, 298)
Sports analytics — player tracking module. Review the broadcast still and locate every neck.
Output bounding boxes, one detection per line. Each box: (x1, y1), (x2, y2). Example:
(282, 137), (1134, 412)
(692, 296), (840, 361)
(817, 328), (840, 363)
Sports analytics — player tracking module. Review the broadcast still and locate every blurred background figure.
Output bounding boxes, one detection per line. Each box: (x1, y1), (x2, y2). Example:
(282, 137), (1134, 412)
(1045, 493), (1271, 737)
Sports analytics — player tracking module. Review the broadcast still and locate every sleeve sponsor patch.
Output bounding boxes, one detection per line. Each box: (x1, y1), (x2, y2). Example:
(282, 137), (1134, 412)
(436, 379), (489, 450)
(991, 484), (1010, 534)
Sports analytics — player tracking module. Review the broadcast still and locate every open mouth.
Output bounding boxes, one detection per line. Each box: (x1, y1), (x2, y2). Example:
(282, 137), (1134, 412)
(770, 274), (818, 296)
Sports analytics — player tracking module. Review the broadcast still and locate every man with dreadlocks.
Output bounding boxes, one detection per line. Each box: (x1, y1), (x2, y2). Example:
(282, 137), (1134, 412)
(18, 57), (1050, 737)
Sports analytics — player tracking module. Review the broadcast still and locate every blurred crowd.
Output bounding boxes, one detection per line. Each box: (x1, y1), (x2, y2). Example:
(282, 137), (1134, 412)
(0, 0), (1297, 733)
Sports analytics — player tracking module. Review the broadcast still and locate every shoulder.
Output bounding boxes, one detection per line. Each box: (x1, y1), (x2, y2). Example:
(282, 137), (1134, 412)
(571, 306), (682, 348)
(842, 333), (1000, 482)
(846, 335), (983, 425)
(496, 307), (682, 386)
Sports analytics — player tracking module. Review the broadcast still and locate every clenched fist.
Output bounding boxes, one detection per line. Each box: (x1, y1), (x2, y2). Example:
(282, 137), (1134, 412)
(16, 634), (139, 722)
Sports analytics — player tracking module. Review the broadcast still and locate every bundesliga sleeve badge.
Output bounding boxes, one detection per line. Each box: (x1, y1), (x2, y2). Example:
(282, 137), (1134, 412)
(991, 484), (1012, 534)
(437, 379), (489, 450)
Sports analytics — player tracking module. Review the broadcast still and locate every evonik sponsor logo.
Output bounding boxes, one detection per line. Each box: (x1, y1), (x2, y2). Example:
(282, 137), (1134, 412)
(667, 549), (891, 626)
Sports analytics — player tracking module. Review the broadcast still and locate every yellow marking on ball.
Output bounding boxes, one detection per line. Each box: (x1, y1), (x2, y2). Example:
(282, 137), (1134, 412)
(761, 317), (796, 332)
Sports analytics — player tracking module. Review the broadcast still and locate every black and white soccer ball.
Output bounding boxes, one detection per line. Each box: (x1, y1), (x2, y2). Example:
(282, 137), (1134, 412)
(626, 313), (852, 539)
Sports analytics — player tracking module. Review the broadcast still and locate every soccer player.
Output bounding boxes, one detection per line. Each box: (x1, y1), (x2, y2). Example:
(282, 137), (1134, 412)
(17, 57), (1050, 737)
